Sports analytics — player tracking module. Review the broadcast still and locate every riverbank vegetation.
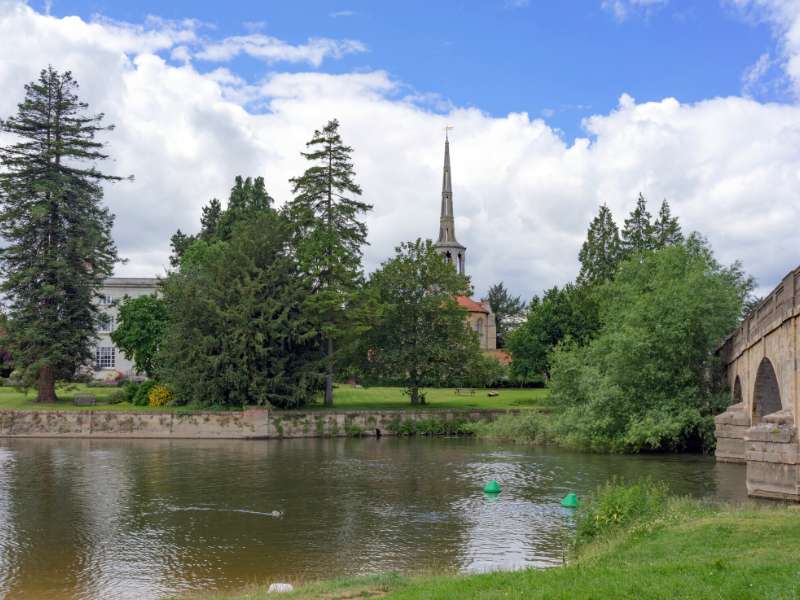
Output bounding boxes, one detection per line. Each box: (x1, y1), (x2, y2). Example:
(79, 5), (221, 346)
(503, 197), (753, 453)
(192, 482), (800, 600)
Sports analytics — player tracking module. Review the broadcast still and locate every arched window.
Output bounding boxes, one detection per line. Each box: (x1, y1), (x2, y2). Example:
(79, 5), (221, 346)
(476, 318), (484, 338)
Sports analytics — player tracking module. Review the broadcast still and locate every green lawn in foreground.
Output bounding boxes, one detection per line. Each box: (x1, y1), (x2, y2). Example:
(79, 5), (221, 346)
(194, 502), (800, 600)
(0, 384), (549, 412)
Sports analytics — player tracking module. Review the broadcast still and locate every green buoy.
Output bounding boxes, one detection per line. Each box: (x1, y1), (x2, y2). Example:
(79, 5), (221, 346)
(561, 493), (578, 508)
(483, 480), (501, 494)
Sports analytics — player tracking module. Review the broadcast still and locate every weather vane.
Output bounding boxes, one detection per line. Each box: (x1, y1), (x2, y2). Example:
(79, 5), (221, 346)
(444, 125), (454, 140)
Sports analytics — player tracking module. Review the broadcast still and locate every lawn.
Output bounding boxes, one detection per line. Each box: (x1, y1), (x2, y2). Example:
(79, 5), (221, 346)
(0, 384), (549, 413)
(303, 385), (550, 411)
(192, 500), (800, 600)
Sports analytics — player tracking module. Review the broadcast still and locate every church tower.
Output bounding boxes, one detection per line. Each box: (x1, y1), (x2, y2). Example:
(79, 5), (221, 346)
(434, 132), (466, 274)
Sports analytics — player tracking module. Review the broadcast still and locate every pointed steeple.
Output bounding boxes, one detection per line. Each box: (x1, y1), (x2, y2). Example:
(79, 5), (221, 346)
(434, 130), (466, 274)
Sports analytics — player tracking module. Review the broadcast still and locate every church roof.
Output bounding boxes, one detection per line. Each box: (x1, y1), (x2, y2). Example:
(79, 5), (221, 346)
(456, 295), (489, 313)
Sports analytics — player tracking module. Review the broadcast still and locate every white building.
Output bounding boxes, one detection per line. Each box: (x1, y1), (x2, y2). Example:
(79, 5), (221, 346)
(93, 277), (159, 379)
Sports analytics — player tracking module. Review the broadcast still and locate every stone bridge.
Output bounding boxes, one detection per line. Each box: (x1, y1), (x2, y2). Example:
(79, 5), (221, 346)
(715, 265), (800, 500)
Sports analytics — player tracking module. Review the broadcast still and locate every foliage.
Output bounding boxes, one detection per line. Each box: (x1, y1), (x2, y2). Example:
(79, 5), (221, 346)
(548, 238), (753, 452)
(0, 67), (124, 402)
(577, 204), (622, 286)
(464, 410), (553, 444)
(286, 119), (372, 406)
(485, 282), (526, 348)
(620, 193), (656, 255)
(169, 176), (275, 267)
(111, 294), (168, 377)
(575, 479), (670, 544)
(458, 353), (507, 388)
(653, 199), (683, 247)
(158, 211), (323, 408)
(508, 284), (599, 381)
(132, 380), (157, 406)
(147, 383), (174, 407)
(356, 239), (480, 404)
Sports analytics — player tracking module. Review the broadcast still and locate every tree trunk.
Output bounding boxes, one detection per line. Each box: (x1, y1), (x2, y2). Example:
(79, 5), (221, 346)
(410, 386), (420, 405)
(36, 365), (57, 403)
(324, 337), (334, 406)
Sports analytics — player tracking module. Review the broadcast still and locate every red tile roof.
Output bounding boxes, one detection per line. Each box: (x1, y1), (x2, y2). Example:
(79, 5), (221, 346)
(456, 295), (489, 313)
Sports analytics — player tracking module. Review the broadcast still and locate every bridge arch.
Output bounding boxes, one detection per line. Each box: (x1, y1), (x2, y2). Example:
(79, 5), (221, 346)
(732, 375), (743, 405)
(752, 357), (781, 422)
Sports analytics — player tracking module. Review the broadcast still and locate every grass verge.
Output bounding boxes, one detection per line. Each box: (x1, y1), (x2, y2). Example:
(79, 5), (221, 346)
(189, 481), (800, 600)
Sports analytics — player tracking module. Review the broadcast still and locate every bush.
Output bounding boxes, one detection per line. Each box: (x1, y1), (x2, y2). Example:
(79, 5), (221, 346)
(108, 390), (127, 404)
(147, 383), (174, 407)
(132, 380), (157, 406)
(122, 381), (140, 403)
(465, 411), (552, 443)
(576, 479), (669, 544)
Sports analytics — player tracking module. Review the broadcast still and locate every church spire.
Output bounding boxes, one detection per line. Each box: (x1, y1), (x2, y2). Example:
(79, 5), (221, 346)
(434, 130), (466, 274)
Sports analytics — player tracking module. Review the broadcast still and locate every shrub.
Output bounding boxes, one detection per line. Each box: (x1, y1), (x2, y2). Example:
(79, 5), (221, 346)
(576, 479), (669, 544)
(465, 411), (552, 443)
(122, 381), (140, 403)
(147, 384), (174, 407)
(132, 380), (157, 406)
(108, 390), (127, 404)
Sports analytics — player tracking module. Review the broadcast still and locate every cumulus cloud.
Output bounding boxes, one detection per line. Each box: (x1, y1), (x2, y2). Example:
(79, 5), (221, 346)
(0, 1), (798, 300)
(602, 0), (669, 21)
(194, 34), (366, 67)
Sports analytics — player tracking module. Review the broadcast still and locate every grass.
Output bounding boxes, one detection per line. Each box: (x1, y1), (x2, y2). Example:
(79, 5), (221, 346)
(190, 485), (800, 600)
(0, 384), (551, 413)
(302, 386), (551, 412)
(0, 383), (175, 412)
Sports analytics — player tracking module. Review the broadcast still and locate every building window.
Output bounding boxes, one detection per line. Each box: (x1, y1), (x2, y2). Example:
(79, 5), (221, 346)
(95, 346), (115, 369)
(476, 318), (484, 338)
(98, 294), (114, 305)
(98, 315), (115, 333)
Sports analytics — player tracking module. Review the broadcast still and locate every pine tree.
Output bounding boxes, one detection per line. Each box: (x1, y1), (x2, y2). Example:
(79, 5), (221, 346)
(621, 193), (656, 255)
(485, 282), (526, 348)
(287, 119), (372, 406)
(577, 204), (622, 285)
(653, 199), (683, 247)
(0, 67), (125, 402)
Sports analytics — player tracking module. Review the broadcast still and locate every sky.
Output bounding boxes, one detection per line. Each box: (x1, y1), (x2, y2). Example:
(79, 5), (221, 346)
(0, 0), (799, 299)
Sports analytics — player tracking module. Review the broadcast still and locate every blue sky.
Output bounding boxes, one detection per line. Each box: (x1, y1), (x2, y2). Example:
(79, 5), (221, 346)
(32, 0), (781, 140)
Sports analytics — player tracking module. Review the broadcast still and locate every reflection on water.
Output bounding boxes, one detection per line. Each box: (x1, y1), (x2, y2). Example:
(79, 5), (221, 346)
(0, 437), (746, 599)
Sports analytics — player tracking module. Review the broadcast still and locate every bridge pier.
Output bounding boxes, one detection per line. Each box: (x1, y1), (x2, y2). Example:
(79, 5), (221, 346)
(714, 265), (800, 502)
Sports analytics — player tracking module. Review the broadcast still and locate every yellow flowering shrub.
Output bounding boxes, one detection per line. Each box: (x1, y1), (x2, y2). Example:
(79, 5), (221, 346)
(147, 384), (174, 407)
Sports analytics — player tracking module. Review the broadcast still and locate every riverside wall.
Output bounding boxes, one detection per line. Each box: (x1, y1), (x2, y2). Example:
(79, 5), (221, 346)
(0, 408), (509, 439)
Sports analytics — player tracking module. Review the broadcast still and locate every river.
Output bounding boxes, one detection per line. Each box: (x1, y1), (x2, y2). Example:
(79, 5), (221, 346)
(0, 437), (746, 599)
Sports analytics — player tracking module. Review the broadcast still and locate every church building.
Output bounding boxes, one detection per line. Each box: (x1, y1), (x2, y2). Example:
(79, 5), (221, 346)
(433, 133), (500, 354)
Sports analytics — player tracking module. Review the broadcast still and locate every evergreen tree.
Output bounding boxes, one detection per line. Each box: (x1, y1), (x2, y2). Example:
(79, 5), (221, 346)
(287, 119), (372, 406)
(359, 239), (478, 404)
(621, 193), (656, 255)
(653, 199), (683, 247)
(577, 204), (622, 285)
(168, 176), (274, 267)
(158, 212), (323, 408)
(485, 282), (526, 348)
(0, 67), (124, 402)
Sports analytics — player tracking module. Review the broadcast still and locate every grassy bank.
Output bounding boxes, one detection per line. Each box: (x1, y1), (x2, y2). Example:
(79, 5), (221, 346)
(0, 384), (550, 413)
(190, 483), (800, 600)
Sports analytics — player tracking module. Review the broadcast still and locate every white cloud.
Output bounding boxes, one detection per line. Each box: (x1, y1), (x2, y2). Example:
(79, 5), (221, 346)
(602, 0), (669, 21)
(194, 34), (366, 67)
(0, 1), (798, 300)
(329, 10), (356, 18)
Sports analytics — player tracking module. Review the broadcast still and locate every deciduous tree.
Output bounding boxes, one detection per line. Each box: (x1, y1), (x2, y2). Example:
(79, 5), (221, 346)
(111, 294), (167, 378)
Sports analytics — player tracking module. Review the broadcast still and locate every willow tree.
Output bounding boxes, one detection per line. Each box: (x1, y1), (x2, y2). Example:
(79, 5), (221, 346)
(286, 119), (372, 406)
(0, 67), (124, 402)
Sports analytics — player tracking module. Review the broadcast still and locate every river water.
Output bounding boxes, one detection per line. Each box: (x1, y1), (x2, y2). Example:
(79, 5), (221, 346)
(0, 437), (746, 600)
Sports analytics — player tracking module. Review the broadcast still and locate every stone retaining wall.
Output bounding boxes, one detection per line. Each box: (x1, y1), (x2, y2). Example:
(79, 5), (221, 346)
(0, 408), (509, 439)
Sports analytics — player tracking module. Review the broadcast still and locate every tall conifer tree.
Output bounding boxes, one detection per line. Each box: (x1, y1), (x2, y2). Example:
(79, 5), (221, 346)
(0, 68), (124, 402)
(653, 198), (683, 247)
(621, 193), (656, 255)
(287, 119), (372, 406)
(577, 204), (622, 285)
